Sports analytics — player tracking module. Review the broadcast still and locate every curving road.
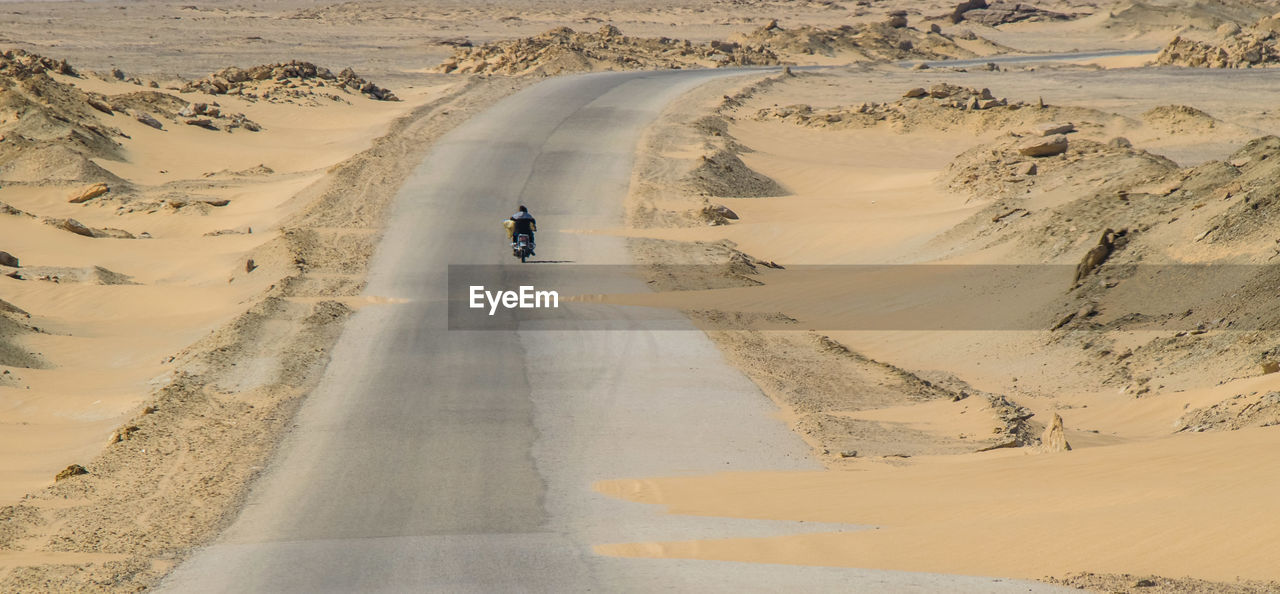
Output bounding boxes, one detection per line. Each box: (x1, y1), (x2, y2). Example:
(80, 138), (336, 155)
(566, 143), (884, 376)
(160, 69), (1070, 592)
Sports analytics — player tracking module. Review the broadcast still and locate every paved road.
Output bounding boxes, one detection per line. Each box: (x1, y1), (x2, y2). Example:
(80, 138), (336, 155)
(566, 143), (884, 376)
(160, 69), (1069, 592)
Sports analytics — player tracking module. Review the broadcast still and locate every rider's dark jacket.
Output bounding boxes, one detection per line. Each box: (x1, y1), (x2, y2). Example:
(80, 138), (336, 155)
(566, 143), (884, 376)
(511, 211), (536, 237)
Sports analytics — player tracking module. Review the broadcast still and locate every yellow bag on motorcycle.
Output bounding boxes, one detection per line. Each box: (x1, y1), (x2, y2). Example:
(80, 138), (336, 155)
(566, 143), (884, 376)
(502, 219), (515, 241)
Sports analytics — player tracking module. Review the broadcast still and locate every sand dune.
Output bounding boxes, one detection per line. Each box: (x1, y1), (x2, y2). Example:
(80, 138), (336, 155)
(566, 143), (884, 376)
(605, 50), (1280, 587)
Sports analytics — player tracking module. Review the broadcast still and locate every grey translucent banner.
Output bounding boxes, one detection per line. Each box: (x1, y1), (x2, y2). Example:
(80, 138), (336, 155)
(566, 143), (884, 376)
(447, 264), (1280, 331)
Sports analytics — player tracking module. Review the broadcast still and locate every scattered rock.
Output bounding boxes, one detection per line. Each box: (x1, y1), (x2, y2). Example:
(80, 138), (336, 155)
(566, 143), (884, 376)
(245, 258), (257, 273)
(86, 96), (114, 115)
(950, 0), (988, 24)
(185, 118), (217, 130)
(134, 111), (164, 130)
(1072, 228), (1120, 288)
(1157, 18), (1280, 69)
(182, 60), (397, 102)
(435, 25), (781, 76)
(956, 0), (1075, 26)
(1262, 361), (1279, 374)
(1034, 121), (1074, 136)
(1176, 391), (1280, 432)
(60, 218), (96, 238)
(904, 87), (927, 98)
(1018, 133), (1068, 157)
(109, 425), (140, 444)
(1051, 311), (1077, 331)
(706, 204), (739, 220)
(0, 251), (17, 268)
(67, 182), (109, 204)
(55, 464), (88, 481)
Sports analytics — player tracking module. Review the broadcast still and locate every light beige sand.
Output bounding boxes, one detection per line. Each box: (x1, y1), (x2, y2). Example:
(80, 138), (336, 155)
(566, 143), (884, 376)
(0, 77), (453, 504)
(4, 0), (1278, 590)
(595, 415), (1280, 581)
(603, 48), (1280, 586)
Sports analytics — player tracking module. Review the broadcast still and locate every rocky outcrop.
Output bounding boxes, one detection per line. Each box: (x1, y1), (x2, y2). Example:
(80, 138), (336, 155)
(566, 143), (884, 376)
(686, 148), (784, 198)
(1040, 413), (1071, 452)
(1156, 16), (1280, 68)
(435, 21), (1005, 76)
(174, 102), (261, 132)
(0, 49), (76, 78)
(950, 0), (989, 24)
(435, 25), (781, 76)
(1072, 228), (1123, 287)
(181, 61), (398, 102)
(1176, 391), (1280, 432)
(952, 1), (1076, 26)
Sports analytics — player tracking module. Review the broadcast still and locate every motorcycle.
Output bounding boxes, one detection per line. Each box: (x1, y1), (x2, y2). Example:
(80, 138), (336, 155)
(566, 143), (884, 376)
(513, 233), (532, 263)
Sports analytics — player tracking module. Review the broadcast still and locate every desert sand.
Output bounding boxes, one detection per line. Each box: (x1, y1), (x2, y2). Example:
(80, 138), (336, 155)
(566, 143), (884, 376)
(592, 7), (1280, 591)
(3, 0), (1280, 591)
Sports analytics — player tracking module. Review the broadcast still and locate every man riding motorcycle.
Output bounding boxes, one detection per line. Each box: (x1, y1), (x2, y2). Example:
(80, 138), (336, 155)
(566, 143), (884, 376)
(508, 205), (536, 256)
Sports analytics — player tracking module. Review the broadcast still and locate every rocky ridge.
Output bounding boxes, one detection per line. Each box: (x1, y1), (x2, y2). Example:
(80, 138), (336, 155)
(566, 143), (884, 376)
(435, 20), (1008, 76)
(180, 61), (398, 103)
(1157, 14), (1280, 68)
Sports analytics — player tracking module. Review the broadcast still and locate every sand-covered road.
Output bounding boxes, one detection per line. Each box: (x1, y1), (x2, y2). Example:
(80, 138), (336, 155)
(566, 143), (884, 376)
(158, 69), (1069, 592)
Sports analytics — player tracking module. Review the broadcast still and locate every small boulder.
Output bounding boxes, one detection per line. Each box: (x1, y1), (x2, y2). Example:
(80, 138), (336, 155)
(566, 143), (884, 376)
(903, 87), (927, 98)
(1262, 361), (1280, 374)
(55, 464), (89, 481)
(61, 218), (96, 238)
(0, 251), (17, 268)
(1034, 122), (1075, 136)
(1015, 162), (1037, 176)
(185, 118), (218, 130)
(135, 112), (164, 130)
(1217, 22), (1241, 38)
(1040, 413), (1071, 452)
(68, 183), (109, 204)
(887, 12), (908, 28)
(1072, 229), (1117, 287)
(708, 204), (738, 220)
(86, 97), (114, 115)
(178, 102), (207, 117)
(1018, 134), (1068, 157)
(929, 83), (958, 98)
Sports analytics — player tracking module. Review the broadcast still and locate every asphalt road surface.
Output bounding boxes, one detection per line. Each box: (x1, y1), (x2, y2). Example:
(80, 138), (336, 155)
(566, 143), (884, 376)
(161, 69), (1070, 592)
